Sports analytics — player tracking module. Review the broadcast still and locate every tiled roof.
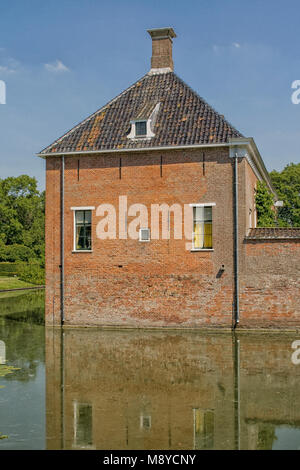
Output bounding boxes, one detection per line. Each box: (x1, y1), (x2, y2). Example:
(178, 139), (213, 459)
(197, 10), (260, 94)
(246, 228), (300, 240)
(39, 71), (243, 155)
(134, 101), (158, 120)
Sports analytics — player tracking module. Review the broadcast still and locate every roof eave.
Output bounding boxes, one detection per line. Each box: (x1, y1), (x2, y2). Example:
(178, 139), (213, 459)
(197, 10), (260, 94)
(36, 142), (232, 159)
(229, 137), (278, 199)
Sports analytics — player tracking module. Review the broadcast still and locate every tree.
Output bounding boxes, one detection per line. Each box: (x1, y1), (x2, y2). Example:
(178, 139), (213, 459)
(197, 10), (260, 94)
(255, 181), (276, 227)
(0, 176), (45, 263)
(270, 163), (300, 227)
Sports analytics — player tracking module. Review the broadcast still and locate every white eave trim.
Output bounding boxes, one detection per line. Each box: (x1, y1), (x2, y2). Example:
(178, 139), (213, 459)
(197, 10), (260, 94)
(229, 137), (277, 198)
(38, 137), (276, 198)
(37, 142), (231, 158)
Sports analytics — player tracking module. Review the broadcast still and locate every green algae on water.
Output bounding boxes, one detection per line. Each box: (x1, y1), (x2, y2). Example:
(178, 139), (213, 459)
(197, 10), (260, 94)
(0, 365), (20, 377)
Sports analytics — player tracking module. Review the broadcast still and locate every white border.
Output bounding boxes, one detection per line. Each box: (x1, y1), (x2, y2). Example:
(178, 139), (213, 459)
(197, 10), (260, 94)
(139, 227), (151, 242)
(189, 203), (216, 207)
(190, 203), (215, 251)
(72, 207), (94, 252)
(71, 206), (95, 211)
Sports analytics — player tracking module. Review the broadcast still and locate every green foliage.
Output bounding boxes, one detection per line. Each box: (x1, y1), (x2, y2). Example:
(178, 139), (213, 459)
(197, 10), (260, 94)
(270, 163), (300, 227)
(0, 365), (20, 377)
(0, 243), (34, 262)
(255, 181), (276, 227)
(0, 289), (45, 323)
(0, 176), (44, 263)
(17, 261), (45, 285)
(0, 262), (21, 277)
(257, 424), (277, 450)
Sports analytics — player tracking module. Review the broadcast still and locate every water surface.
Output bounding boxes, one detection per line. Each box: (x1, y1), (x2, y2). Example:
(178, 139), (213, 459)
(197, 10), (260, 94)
(0, 290), (45, 449)
(1, 290), (300, 450)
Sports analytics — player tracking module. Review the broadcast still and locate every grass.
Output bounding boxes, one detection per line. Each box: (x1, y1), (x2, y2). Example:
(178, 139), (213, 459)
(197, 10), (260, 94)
(0, 289), (36, 300)
(0, 276), (35, 291)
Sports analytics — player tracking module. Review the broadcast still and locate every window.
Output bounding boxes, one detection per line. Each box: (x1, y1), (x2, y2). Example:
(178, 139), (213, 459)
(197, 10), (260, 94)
(0, 340), (5, 365)
(128, 103), (160, 140)
(73, 402), (93, 448)
(74, 210), (92, 251)
(140, 414), (151, 430)
(192, 206), (213, 250)
(193, 409), (214, 450)
(135, 121), (147, 136)
(139, 228), (150, 242)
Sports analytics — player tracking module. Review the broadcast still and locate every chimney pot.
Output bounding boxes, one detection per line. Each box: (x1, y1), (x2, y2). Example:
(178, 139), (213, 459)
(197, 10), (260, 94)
(147, 27), (177, 72)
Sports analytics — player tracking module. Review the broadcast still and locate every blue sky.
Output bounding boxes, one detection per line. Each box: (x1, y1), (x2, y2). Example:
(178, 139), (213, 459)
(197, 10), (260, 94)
(0, 0), (299, 189)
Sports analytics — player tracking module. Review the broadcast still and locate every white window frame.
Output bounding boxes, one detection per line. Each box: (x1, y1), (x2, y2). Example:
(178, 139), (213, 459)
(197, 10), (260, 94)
(139, 227), (151, 242)
(127, 119), (155, 139)
(71, 207), (95, 252)
(127, 104), (160, 140)
(0, 340), (5, 365)
(189, 203), (215, 252)
(140, 414), (152, 430)
(135, 120), (147, 136)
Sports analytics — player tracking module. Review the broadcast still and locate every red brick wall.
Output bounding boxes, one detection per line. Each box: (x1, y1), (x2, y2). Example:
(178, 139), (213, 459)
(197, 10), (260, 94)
(45, 147), (239, 327)
(45, 157), (62, 325)
(240, 239), (300, 328)
(45, 148), (300, 329)
(151, 37), (174, 70)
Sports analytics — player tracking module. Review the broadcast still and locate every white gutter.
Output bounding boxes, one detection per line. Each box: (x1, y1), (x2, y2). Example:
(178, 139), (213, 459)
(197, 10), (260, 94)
(60, 155), (65, 326)
(36, 142), (231, 159)
(37, 137), (276, 198)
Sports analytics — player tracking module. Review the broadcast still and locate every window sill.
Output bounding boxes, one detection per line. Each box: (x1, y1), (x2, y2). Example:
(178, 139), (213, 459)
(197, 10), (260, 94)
(72, 250), (93, 253)
(127, 136), (153, 141)
(190, 249), (214, 252)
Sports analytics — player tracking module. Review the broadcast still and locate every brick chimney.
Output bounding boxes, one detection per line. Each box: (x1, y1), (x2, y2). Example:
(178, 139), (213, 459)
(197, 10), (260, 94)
(147, 27), (177, 73)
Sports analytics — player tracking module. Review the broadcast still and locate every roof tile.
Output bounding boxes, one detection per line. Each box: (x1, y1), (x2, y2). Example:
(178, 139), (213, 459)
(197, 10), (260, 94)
(246, 228), (300, 240)
(40, 72), (243, 155)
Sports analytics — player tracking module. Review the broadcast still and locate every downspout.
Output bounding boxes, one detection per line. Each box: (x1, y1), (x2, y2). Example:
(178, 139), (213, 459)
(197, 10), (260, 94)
(60, 155), (65, 326)
(233, 153), (240, 328)
(233, 334), (241, 450)
(60, 329), (65, 449)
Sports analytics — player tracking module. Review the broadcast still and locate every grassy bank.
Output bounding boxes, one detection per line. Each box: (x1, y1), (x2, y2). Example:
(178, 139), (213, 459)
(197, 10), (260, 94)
(0, 262), (45, 288)
(0, 276), (36, 291)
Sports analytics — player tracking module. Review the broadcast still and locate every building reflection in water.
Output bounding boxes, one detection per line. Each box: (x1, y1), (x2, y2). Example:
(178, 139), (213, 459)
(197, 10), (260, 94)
(73, 401), (94, 449)
(45, 328), (300, 450)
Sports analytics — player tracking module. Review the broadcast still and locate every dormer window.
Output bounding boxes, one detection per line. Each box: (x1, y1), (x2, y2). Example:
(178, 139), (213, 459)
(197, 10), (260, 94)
(128, 102), (160, 140)
(135, 121), (147, 136)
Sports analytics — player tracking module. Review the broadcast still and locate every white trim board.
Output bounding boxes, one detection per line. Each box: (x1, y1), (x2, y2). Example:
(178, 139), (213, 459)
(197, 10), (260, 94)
(189, 203), (216, 207)
(71, 206), (95, 211)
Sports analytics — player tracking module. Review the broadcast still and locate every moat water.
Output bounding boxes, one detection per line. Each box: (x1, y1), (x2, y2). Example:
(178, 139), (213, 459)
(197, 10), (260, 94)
(0, 289), (300, 450)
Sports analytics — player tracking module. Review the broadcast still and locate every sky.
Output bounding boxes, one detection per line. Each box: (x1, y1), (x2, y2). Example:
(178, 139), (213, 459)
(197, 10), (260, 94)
(0, 0), (299, 190)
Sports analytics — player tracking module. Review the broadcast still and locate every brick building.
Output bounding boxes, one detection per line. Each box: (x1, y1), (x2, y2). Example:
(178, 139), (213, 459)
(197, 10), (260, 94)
(38, 27), (300, 329)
